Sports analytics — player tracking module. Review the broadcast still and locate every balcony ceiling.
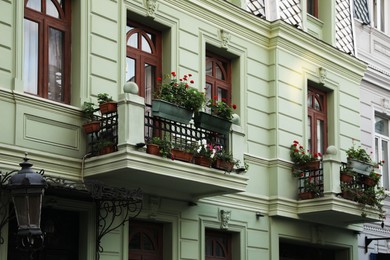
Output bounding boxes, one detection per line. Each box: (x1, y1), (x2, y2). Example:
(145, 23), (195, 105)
(83, 149), (248, 202)
(297, 196), (382, 225)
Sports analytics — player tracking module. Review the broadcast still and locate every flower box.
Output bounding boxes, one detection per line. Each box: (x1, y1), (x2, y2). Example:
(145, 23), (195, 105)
(152, 99), (193, 124)
(298, 192), (315, 200)
(99, 102), (117, 114)
(362, 176), (377, 187)
(194, 156), (212, 167)
(347, 158), (373, 176)
(213, 159), (234, 172)
(82, 121), (101, 134)
(295, 160), (321, 171)
(171, 149), (193, 162)
(194, 112), (232, 134)
(340, 171), (354, 183)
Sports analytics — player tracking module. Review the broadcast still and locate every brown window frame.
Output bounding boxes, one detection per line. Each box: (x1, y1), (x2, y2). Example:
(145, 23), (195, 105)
(307, 0), (318, 18)
(126, 20), (162, 103)
(205, 229), (232, 260)
(205, 52), (232, 105)
(24, 0), (71, 104)
(307, 85), (327, 155)
(129, 221), (163, 260)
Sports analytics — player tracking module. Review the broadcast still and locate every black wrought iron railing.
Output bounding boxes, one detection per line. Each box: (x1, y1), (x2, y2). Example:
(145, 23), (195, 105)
(144, 105), (228, 153)
(297, 166), (324, 197)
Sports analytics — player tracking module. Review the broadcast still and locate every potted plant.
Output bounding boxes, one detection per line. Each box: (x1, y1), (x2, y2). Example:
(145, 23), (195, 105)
(170, 142), (195, 162)
(298, 175), (322, 200)
(345, 141), (374, 175)
(81, 102), (100, 134)
(94, 139), (115, 155)
(194, 97), (237, 134)
(146, 137), (170, 158)
(212, 145), (237, 172)
(358, 186), (387, 219)
(340, 169), (355, 183)
(193, 139), (215, 167)
(361, 171), (381, 187)
(97, 93), (117, 114)
(153, 72), (205, 124)
(290, 140), (322, 171)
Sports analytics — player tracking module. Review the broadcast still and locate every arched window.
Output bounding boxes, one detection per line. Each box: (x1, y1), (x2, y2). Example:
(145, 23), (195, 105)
(129, 221), (163, 260)
(205, 53), (231, 106)
(126, 21), (162, 105)
(205, 230), (232, 260)
(307, 86), (327, 155)
(24, 0), (71, 103)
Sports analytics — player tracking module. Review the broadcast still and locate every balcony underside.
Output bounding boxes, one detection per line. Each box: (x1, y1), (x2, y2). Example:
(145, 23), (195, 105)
(83, 149), (248, 202)
(297, 196), (382, 225)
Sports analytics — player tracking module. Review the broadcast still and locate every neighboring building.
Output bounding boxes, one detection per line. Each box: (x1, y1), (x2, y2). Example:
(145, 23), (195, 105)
(353, 0), (390, 258)
(0, 1), (384, 260)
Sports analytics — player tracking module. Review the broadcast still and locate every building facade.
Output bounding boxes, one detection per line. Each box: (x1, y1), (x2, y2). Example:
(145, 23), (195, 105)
(0, 0), (384, 259)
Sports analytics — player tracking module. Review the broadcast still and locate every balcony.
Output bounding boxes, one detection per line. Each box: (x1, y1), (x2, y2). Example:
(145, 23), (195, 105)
(290, 147), (385, 225)
(82, 93), (248, 202)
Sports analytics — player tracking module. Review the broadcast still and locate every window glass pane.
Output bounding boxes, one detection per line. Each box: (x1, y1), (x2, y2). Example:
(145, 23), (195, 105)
(142, 233), (155, 250)
(128, 33), (138, 48)
(307, 95), (313, 108)
(144, 64), (155, 105)
(205, 239), (213, 256)
(317, 119), (324, 154)
(141, 35), (152, 53)
(26, 0), (41, 12)
(206, 60), (212, 76)
(46, 0), (59, 18)
(217, 87), (227, 101)
(375, 115), (388, 136)
(314, 95), (321, 111)
(307, 116), (312, 152)
(23, 19), (39, 95)
(216, 64), (224, 80)
(126, 57), (135, 82)
(215, 241), (225, 256)
(48, 27), (64, 102)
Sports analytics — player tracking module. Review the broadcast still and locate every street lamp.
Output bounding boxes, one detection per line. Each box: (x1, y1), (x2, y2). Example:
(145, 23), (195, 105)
(8, 154), (47, 251)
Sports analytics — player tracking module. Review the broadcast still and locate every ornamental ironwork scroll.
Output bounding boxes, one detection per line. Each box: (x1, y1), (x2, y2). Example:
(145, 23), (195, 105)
(85, 180), (143, 260)
(0, 170), (15, 245)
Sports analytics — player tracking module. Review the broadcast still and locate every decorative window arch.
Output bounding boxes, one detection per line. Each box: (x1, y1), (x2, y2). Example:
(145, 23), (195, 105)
(126, 21), (162, 104)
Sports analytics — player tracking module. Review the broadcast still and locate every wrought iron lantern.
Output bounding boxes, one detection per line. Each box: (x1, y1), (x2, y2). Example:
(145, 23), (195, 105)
(8, 155), (47, 249)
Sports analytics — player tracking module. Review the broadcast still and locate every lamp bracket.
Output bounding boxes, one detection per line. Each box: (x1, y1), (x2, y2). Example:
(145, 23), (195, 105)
(365, 236), (390, 253)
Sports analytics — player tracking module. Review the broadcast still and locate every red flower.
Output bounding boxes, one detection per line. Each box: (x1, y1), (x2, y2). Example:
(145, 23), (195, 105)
(213, 95), (218, 100)
(190, 80), (194, 84)
(293, 140), (299, 144)
(157, 77), (162, 81)
(299, 146), (303, 149)
(222, 98), (227, 102)
(294, 149), (299, 152)
(232, 104), (237, 110)
(185, 84), (189, 88)
(171, 71), (176, 77)
(293, 143), (298, 147)
(188, 73), (192, 77)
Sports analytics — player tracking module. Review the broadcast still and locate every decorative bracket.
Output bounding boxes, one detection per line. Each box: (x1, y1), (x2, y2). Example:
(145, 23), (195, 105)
(85, 181), (143, 260)
(0, 170), (16, 245)
(365, 236), (390, 253)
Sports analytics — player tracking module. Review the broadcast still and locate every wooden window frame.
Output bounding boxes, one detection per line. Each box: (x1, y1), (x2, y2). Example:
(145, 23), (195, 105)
(205, 229), (232, 260)
(24, 0), (71, 104)
(307, 0), (318, 18)
(307, 85), (327, 155)
(129, 221), (163, 260)
(126, 20), (162, 102)
(206, 52), (232, 105)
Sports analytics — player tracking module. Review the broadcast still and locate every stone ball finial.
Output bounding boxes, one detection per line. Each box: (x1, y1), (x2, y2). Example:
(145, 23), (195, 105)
(325, 145), (337, 155)
(231, 113), (240, 125)
(124, 81), (139, 94)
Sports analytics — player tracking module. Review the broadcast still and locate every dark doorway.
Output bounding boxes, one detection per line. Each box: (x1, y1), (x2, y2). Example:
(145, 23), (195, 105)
(129, 220), (163, 260)
(280, 241), (339, 260)
(7, 208), (80, 260)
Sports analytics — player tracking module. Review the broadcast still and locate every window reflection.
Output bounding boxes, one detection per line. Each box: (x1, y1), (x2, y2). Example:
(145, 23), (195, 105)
(23, 19), (39, 95)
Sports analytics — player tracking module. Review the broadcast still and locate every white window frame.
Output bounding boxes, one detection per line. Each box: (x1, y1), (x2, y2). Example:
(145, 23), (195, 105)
(374, 113), (390, 190)
(369, 0), (389, 34)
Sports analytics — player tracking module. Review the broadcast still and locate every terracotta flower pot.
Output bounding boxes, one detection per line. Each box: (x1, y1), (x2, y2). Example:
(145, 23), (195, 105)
(82, 121), (101, 134)
(340, 172), (354, 183)
(171, 149), (193, 162)
(296, 160), (321, 171)
(99, 102), (117, 114)
(213, 159), (234, 172)
(194, 156), (212, 167)
(298, 191), (315, 200)
(362, 176), (377, 187)
(146, 144), (160, 156)
(99, 145), (115, 155)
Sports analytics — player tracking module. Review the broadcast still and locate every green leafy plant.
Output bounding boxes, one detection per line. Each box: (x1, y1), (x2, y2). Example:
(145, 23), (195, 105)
(194, 139), (215, 158)
(97, 93), (113, 104)
(290, 140), (321, 165)
(155, 72), (205, 112)
(213, 145), (238, 165)
(302, 175), (322, 197)
(82, 102), (98, 122)
(148, 137), (171, 158)
(346, 141), (372, 163)
(205, 97), (237, 121)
